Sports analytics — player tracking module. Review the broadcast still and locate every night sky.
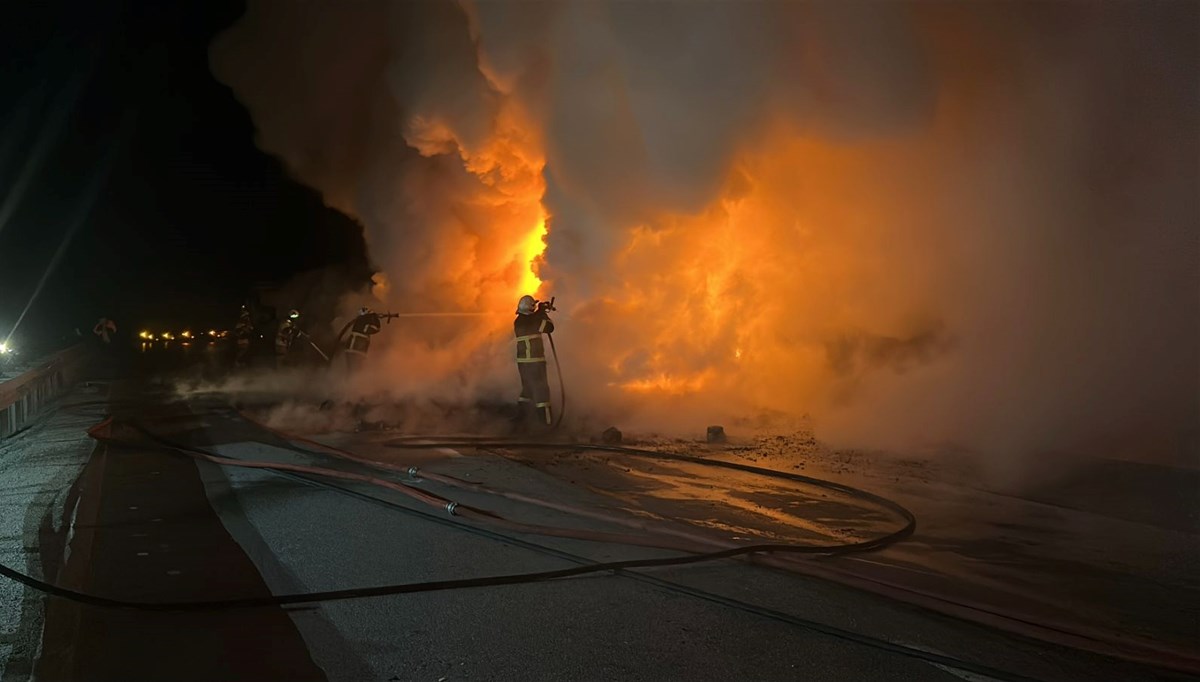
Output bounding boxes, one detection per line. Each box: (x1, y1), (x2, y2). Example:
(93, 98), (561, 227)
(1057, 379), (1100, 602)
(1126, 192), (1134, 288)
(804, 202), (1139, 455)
(0, 0), (367, 351)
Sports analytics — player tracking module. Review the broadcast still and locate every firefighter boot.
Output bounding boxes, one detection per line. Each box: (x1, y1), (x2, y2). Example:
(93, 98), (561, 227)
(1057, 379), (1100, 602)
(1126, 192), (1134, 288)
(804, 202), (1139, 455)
(509, 401), (531, 434)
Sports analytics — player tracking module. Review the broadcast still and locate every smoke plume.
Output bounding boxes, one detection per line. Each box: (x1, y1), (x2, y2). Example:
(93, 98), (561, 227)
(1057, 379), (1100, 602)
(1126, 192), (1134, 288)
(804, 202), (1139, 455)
(210, 1), (1198, 468)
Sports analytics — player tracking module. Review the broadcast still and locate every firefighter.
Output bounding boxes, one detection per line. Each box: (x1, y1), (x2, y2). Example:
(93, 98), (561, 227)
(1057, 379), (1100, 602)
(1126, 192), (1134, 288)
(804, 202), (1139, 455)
(234, 303), (255, 367)
(343, 307), (382, 371)
(92, 317), (116, 345)
(275, 309), (301, 368)
(513, 294), (555, 428)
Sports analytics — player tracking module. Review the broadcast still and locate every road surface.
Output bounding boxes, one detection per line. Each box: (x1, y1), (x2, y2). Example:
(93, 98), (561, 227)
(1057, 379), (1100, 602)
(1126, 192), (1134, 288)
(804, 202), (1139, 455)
(0, 352), (1194, 681)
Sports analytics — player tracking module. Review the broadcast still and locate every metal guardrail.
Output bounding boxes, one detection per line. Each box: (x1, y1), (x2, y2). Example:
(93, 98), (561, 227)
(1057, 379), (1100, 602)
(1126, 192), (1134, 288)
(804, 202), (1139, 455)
(0, 344), (92, 439)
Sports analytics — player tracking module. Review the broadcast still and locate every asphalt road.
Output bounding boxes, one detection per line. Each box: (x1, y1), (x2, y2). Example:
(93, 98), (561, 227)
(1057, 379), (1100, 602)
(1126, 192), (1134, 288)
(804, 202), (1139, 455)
(0, 354), (1194, 681)
(0, 382), (102, 681)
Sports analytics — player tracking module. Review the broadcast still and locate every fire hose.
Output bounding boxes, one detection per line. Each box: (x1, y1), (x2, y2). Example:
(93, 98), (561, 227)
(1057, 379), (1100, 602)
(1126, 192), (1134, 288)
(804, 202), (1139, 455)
(0, 415), (916, 613)
(9, 316), (1193, 675)
(247, 421), (1200, 678)
(2, 415), (1197, 679)
(296, 330), (329, 362)
(244, 414), (911, 558)
(145, 415), (916, 563)
(0, 426), (1047, 682)
(547, 331), (566, 429)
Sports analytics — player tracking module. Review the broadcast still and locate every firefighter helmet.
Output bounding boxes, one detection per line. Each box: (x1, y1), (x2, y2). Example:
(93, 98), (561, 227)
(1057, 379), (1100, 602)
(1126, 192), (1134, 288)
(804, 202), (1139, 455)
(288, 309), (300, 319)
(516, 295), (537, 315)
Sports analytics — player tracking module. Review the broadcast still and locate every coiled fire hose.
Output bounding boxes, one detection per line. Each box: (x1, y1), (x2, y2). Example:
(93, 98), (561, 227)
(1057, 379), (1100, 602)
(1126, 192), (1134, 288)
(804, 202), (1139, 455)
(248, 421), (1200, 678)
(2, 412), (1197, 678)
(0, 415), (914, 616)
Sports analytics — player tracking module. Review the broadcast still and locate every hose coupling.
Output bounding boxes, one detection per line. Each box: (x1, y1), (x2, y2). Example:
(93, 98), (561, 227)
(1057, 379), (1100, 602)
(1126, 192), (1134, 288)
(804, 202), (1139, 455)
(407, 466), (420, 477)
(445, 501), (458, 516)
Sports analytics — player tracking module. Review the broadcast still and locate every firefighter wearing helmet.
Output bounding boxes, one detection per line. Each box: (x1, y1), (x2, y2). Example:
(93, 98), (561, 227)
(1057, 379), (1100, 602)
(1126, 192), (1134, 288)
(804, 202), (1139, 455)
(513, 294), (555, 428)
(343, 306), (382, 371)
(275, 309), (301, 368)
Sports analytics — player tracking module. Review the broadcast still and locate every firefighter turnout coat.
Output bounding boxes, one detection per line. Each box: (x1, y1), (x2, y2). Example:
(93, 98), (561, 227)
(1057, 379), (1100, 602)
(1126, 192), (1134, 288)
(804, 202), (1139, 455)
(344, 312), (382, 357)
(514, 309), (554, 425)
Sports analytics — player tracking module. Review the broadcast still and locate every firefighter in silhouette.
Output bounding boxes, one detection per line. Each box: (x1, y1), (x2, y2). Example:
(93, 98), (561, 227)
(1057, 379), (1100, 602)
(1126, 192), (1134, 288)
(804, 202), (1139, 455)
(342, 307), (382, 371)
(275, 309), (301, 368)
(234, 303), (255, 367)
(92, 317), (116, 345)
(513, 295), (554, 428)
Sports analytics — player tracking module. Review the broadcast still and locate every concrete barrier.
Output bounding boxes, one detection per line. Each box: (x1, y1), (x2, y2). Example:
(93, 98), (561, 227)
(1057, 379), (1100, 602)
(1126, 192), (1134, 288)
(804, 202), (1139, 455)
(0, 345), (92, 439)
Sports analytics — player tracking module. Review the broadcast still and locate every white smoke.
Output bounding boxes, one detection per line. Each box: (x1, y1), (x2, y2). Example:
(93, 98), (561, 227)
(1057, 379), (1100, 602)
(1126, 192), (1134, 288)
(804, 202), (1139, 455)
(210, 1), (1199, 468)
(464, 1), (935, 297)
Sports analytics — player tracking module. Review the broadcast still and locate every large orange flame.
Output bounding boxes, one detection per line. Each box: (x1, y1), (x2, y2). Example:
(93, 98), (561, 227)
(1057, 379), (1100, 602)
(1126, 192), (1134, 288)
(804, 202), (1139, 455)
(208, 1), (1199, 460)
(401, 98), (549, 313)
(517, 215), (548, 298)
(557, 127), (942, 422)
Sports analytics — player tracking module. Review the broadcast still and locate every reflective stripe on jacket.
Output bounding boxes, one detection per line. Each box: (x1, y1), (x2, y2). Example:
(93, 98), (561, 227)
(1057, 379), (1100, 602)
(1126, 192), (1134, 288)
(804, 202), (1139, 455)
(345, 313), (381, 354)
(513, 312), (554, 362)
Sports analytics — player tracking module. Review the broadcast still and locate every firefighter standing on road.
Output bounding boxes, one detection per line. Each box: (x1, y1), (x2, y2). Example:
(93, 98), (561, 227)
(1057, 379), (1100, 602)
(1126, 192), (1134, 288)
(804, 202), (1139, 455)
(513, 295), (554, 428)
(275, 309), (301, 368)
(343, 307), (381, 371)
(92, 317), (116, 345)
(234, 303), (254, 367)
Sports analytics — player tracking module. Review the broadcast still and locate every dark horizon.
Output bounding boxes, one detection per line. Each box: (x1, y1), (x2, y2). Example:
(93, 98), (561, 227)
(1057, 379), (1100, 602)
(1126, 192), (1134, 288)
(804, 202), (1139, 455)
(0, 0), (368, 351)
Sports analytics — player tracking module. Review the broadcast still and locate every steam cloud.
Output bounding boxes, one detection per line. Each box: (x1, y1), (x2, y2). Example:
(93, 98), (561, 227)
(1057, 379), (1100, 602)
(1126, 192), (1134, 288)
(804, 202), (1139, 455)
(210, 1), (1198, 468)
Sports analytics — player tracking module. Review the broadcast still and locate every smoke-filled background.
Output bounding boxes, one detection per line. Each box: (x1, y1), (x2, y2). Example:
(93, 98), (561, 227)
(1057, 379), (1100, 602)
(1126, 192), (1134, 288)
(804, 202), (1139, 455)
(209, 1), (1198, 467)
